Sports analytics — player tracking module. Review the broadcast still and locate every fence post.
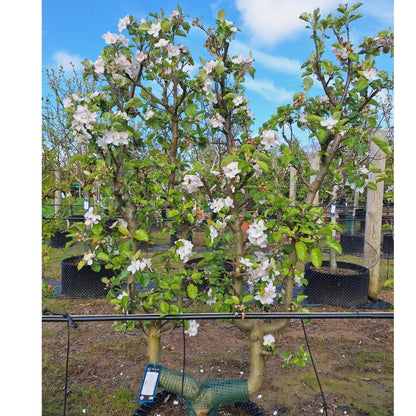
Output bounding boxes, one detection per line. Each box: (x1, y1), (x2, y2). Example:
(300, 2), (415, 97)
(55, 169), (62, 216)
(309, 153), (320, 206)
(364, 130), (387, 298)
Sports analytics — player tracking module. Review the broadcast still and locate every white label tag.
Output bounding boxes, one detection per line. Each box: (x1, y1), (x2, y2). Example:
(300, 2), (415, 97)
(137, 364), (162, 403)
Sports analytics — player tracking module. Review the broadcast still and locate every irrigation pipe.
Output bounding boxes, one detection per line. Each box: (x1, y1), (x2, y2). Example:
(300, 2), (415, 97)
(42, 311), (393, 323)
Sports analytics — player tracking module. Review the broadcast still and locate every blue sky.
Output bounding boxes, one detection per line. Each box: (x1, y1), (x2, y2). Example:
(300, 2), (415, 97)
(42, 0), (394, 131)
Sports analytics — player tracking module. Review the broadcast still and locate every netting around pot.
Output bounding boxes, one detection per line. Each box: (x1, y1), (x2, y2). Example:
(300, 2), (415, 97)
(158, 367), (250, 416)
(304, 261), (369, 307)
(61, 255), (114, 298)
(340, 233), (365, 254)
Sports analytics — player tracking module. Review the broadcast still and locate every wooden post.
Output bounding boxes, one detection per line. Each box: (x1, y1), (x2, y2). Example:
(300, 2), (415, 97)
(364, 130), (387, 298)
(54, 169), (62, 216)
(289, 165), (296, 205)
(309, 153), (320, 205)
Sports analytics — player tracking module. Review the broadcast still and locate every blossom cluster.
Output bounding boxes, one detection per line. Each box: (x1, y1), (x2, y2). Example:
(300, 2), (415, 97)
(208, 196), (234, 213)
(84, 207), (101, 226)
(246, 219), (268, 248)
(176, 239), (194, 263)
(240, 252), (280, 306)
(185, 319), (199, 336)
(127, 257), (152, 274)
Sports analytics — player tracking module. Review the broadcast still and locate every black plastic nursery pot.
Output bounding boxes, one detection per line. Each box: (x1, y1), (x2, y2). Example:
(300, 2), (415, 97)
(382, 234), (394, 256)
(49, 231), (72, 248)
(340, 233), (365, 254)
(61, 255), (114, 298)
(304, 261), (369, 307)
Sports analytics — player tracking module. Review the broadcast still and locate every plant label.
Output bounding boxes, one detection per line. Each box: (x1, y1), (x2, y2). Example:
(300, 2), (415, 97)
(137, 363), (162, 403)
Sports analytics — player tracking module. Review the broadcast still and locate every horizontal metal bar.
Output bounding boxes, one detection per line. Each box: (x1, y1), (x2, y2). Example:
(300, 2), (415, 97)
(42, 311), (393, 323)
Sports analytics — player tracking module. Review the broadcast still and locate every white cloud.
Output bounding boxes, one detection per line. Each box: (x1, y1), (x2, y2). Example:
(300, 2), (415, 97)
(230, 40), (301, 75)
(52, 51), (83, 71)
(244, 77), (293, 103)
(235, 0), (341, 46)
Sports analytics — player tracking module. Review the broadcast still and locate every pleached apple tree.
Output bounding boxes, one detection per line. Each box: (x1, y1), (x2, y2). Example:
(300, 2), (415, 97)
(63, 3), (393, 415)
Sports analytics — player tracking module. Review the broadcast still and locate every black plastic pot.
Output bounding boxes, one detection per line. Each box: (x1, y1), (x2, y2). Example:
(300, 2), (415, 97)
(184, 257), (233, 293)
(382, 234), (394, 255)
(340, 233), (365, 254)
(304, 261), (369, 307)
(49, 231), (72, 248)
(61, 255), (114, 298)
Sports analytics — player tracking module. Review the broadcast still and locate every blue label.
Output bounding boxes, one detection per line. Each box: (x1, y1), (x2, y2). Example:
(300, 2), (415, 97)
(137, 364), (163, 403)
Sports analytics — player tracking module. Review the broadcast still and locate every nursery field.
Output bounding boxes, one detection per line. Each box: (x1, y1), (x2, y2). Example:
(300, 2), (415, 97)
(42, 296), (393, 416)
(42, 237), (394, 416)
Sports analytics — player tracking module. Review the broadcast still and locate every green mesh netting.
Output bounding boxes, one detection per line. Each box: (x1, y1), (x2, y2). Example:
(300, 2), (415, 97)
(159, 367), (250, 416)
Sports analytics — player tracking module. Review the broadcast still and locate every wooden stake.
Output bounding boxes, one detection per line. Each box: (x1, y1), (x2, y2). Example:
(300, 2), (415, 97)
(364, 131), (387, 298)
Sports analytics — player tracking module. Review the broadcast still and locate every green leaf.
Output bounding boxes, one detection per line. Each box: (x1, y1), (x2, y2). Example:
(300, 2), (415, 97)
(367, 182), (377, 190)
(356, 77), (368, 91)
(305, 115), (323, 122)
(185, 103), (198, 118)
(166, 210), (179, 218)
(91, 262), (101, 272)
(96, 252), (110, 262)
(325, 238), (342, 254)
(160, 301), (169, 315)
(255, 160), (270, 173)
(242, 294), (254, 304)
(310, 247), (322, 268)
(303, 77), (313, 92)
(133, 229), (149, 242)
(118, 226), (130, 235)
(295, 241), (308, 263)
(77, 259), (87, 270)
(371, 135), (392, 156)
(218, 9), (226, 21)
(186, 284), (198, 300)
(125, 97), (142, 109)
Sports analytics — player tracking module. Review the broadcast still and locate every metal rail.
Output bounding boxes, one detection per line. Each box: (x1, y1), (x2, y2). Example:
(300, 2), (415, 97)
(42, 311), (394, 323)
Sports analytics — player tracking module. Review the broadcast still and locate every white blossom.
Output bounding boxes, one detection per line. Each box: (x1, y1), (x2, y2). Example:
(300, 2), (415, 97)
(154, 38), (169, 48)
(84, 207), (101, 226)
(182, 174), (203, 193)
(261, 130), (279, 150)
(167, 43), (180, 58)
(170, 10), (180, 21)
(127, 258), (152, 274)
(205, 288), (217, 306)
(148, 22), (161, 37)
(72, 105), (97, 131)
(145, 109), (156, 120)
(209, 113), (225, 129)
(247, 219), (268, 248)
(102, 129), (129, 146)
(209, 225), (218, 244)
(254, 282), (277, 305)
(204, 60), (218, 74)
(117, 291), (128, 300)
(263, 334), (275, 346)
(136, 50), (148, 63)
(176, 239), (193, 263)
(118, 16), (131, 32)
(185, 320), (199, 336)
(223, 161), (241, 179)
(320, 117), (338, 130)
(83, 251), (95, 266)
(232, 95), (245, 107)
(363, 67), (378, 81)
